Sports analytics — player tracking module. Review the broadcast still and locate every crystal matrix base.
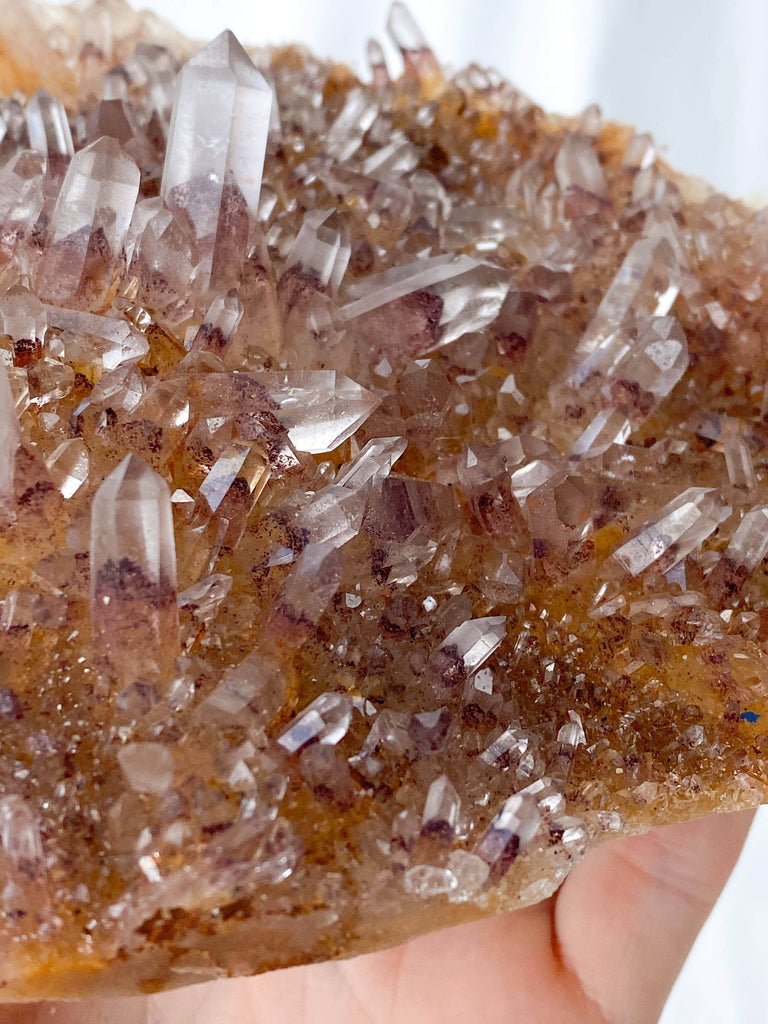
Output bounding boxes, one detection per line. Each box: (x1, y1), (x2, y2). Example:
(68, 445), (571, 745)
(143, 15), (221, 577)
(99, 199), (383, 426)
(0, 0), (767, 1002)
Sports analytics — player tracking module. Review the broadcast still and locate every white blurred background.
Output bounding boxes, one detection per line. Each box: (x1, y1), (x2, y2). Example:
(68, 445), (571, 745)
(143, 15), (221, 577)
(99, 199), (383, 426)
(56, 0), (768, 1019)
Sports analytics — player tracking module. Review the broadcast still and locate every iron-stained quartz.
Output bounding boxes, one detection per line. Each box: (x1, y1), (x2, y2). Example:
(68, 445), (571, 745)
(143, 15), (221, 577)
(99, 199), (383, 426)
(0, 0), (767, 1002)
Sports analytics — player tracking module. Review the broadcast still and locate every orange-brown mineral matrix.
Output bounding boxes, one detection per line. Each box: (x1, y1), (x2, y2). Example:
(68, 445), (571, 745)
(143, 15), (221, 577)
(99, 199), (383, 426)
(0, 0), (767, 1002)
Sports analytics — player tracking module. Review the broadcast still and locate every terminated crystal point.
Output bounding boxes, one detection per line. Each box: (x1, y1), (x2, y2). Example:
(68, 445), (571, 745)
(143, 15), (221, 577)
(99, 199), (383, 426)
(340, 254), (510, 361)
(90, 454), (179, 683)
(190, 291), (244, 354)
(421, 774), (461, 840)
(0, 796), (44, 872)
(430, 616), (507, 690)
(117, 742), (174, 796)
(367, 38), (390, 88)
(570, 233), (680, 379)
(161, 30), (272, 281)
(386, 2), (443, 94)
(555, 134), (608, 199)
(0, 360), (20, 509)
(0, 149), (45, 272)
(0, 285), (47, 352)
(259, 370), (380, 453)
(278, 692), (354, 753)
(284, 210), (351, 294)
(325, 88), (378, 163)
(45, 438), (89, 498)
(25, 88), (74, 169)
(37, 137), (140, 311)
(610, 487), (731, 577)
(44, 304), (149, 371)
(725, 505), (768, 572)
(334, 436), (407, 489)
(475, 792), (541, 882)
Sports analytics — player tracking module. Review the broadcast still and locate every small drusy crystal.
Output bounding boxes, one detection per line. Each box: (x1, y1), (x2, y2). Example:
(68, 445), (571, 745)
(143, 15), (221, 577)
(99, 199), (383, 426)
(0, 0), (767, 1003)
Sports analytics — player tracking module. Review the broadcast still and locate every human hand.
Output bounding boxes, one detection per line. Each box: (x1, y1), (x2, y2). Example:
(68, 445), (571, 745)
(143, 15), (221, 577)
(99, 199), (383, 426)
(0, 809), (752, 1024)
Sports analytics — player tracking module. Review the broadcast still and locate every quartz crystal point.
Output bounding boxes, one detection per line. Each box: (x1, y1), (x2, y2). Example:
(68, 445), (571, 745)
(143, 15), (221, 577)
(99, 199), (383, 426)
(283, 210), (351, 294)
(0, 359), (20, 508)
(386, 1), (443, 96)
(340, 254), (510, 361)
(24, 88), (74, 176)
(569, 232), (681, 377)
(258, 370), (380, 453)
(610, 487), (731, 577)
(0, 149), (45, 272)
(37, 137), (140, 310)
(90, 454), (179, 683)
(161, 30), (272, 287)
(4, 0), (768, 1003)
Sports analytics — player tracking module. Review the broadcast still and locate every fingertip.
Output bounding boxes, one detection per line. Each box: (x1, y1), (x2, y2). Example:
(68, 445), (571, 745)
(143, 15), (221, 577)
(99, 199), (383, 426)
(555, 809), (756, 1024)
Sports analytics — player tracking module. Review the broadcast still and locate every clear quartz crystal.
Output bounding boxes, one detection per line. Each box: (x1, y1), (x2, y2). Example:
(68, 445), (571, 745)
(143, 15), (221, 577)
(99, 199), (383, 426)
(278, 692), (354, 753)
(554, 135), (608, 198)
(432, 616), (507, 680)
(118, 742), (174, 795)
(258, 371), (380, 453)
(386, 1), (442, 91)
(569, 233), (680, 377)
(283, 210), (350, 294)
(325, 89), (378, 163)
(45, 439), (89, 498)
(44, 305), (149, 371)
(90, 454), (179, 683)
(340, 254), (510, 353)
(190, 292), (244, 354)
(475, 792), (541, 881)
(25, 89), (74, 168)
(421, 774), (460, 839)
(610, 487), (732, 576)
(0, 150), (45, 266)
(0, 796), (44, 871)
(37, 137), (141, 310)
(161, 30), (272, 283)
(0, 360), (20, 509)
(0, 285), (47, 347)
(724, 505), (768, 571)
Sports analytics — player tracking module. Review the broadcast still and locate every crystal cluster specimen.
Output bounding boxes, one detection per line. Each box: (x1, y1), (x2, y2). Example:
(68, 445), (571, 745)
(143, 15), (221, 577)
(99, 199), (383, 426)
(0, 0), (767, 1001)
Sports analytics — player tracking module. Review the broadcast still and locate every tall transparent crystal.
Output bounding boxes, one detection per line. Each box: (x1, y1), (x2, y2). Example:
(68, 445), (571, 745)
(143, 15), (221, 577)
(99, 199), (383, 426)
(161, 30), (272, 284)
(0, 361), (20, 509)
(90, 455), (178, 683)
(25, 89), (74, 173)
(37, 137), (140, 311)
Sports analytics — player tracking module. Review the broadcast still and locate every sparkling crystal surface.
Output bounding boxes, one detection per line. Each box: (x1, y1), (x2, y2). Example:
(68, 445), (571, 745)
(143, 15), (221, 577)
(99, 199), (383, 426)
(0, 0), (767, 1003)
(0, 359), (20, 507)
(161, 30), (272, 285)
(37, 136), (140, 310)
(90, 454), (178, 682)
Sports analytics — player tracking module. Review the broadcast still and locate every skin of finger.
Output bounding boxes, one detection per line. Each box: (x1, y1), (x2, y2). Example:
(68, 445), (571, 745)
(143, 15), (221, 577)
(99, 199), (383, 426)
(2, 904), (602, 1024)
(555, 809), (756, 1024)
(1, 811), (752, 1024)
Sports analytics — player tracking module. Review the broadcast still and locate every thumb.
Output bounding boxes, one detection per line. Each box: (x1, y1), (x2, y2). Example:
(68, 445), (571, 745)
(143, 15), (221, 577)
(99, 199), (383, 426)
(555, 809), (755, 1024)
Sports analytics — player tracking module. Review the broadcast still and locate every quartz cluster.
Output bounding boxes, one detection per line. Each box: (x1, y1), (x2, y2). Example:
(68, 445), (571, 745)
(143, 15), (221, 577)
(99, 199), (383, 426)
(0, 0), (767, 1000)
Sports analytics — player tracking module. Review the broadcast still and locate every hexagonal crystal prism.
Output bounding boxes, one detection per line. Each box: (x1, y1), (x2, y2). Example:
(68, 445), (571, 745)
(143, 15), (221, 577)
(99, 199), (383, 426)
(90, 455), (178, 683)
(161, 30), (272, 284)
(37, 136), (140, 310)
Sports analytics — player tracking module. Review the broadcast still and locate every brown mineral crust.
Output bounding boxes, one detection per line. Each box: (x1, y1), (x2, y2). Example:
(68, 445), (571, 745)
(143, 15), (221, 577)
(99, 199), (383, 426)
(1, 0), (768, 1004)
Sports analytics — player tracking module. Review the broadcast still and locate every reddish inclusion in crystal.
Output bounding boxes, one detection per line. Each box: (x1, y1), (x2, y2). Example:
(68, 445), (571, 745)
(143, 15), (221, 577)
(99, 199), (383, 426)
(0, 0), (767, 1002)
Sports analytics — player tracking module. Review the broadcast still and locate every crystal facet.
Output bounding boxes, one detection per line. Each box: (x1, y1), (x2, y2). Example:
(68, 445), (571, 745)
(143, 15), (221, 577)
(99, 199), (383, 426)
(90, 454), (179, 682)
(1, 0), (768, 1002)
(161, 30), (272, 286)
(37, 136), (140, 310)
